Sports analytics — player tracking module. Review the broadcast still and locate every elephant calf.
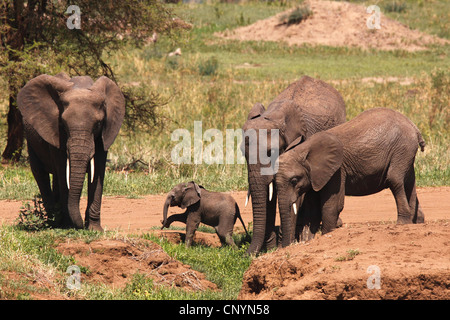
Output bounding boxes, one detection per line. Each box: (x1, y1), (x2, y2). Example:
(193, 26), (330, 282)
(276, 108), (425, 247)
(161, 181), (249, 247)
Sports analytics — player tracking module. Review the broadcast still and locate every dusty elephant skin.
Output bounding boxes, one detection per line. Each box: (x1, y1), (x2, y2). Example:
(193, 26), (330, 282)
(242, 75), (346, 255)
(276, 108), (426, 247)
(161, 181), (249, 247)
(17, 73), (125, 231)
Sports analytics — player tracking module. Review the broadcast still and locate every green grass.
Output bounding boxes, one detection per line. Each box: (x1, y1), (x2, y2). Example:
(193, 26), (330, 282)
(0, 224), (251, 299)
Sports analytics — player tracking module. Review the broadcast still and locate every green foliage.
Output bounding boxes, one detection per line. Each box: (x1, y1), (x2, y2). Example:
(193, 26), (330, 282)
(16, 196), (54, 231)
(144, 232), (252, 299)
(384, 1), (407, 13)
(335, 249), (361, 261)
(279, 4), (313, 26)
(198, 56), (219, 76)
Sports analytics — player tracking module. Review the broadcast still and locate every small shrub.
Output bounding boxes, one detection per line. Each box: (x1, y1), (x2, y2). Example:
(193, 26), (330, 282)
(384, 1), (407, 13)
(335, 249), (361, 261)
(165, 55), (180, 70)
(279, 5), (313, 26)
(198, 56), (219, 76)
(16, 196), (55, 231)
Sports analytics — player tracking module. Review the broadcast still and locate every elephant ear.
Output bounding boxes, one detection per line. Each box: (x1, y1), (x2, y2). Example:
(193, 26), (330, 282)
(54, 72), (71, 81)
(181, 181), (202, 209)
(91, 76), (125, 151)
(247, 102), (265, 120)
(304, 132), (343, 192)
(284, 135), (304, 153)
(17, 74), (74, 149)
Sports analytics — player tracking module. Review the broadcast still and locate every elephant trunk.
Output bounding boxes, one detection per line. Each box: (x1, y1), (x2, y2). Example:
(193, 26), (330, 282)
(161, 194), (171, 229)
(66, 133), (95, 229)
(279, 191), (305, 247)
(278, 193), (295, 247)
(246, 164), (276, 255)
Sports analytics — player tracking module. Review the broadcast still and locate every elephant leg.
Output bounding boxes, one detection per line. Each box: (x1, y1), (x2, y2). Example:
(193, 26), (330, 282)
(390, 181), (413, 224)
(85, 150), (107, 231)
(320, 172), (345, 234)
(216, 226), (237, 248)
(404, 166), (424, 224)
(164, 213), (188, 228)
(51, 158), (70, 228)
(28, 147), (55, 210)
(296, 190), (321, 242)
(185, 214), (201, 247)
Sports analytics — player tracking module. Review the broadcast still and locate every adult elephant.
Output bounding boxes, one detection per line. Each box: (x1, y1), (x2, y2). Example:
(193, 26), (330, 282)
(242, 76), (346, 255)
(17, 73), (125, 230)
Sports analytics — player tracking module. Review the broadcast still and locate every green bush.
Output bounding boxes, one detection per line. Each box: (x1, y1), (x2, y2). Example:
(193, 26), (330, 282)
(384, 1), (407, 13)
(16, 196), (55, 231)
(198, 56), (219, 76)
(279, 4), (313, 26)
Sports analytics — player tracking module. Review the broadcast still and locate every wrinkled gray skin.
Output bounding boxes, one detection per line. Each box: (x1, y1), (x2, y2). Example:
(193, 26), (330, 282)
(276, 108), (426, 247)
(242, 76), (346, 254)
(161, 181), (249, 247)
(17, 73), (125, 231)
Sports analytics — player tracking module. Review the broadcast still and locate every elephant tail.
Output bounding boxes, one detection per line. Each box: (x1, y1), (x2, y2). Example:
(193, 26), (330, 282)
(235, 203), (249, 236)
(416, 127), (425, 152)
(418, 133), (426, 152)
(410, 120), (425, 152)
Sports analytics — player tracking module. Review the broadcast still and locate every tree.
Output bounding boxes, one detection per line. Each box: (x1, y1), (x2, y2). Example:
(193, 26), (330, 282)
(0, 0), (177, 162)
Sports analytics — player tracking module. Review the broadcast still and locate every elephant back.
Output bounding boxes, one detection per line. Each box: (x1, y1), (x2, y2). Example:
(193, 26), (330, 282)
(272, 75), (346, 121)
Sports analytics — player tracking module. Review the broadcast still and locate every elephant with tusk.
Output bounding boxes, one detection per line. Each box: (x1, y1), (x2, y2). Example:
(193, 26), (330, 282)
(17, 72), (125, 230)
(241, 76), (346, 255)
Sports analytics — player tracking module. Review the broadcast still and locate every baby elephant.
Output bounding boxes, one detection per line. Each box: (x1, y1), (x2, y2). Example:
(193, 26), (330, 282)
(161, 181), (249, 247)
(276, 108), (425, 247)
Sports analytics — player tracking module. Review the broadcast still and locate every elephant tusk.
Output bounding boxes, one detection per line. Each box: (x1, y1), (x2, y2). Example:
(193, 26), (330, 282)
(66, 158), (70, 190)
(90, 157), (95, 183)
(245, 189), (250, 207)
(293, 203), (297, 215)
(268, 182), (273, 201)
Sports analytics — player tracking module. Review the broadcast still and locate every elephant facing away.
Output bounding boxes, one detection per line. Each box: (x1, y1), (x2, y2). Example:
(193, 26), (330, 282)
(276, 108), (425, 247)
(17, 73), (125, 231)
(242, 76), (346, 254)
(161, 181), (249, 248)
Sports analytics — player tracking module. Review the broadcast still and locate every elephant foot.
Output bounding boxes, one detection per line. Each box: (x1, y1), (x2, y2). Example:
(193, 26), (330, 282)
(262, 231), (277, 251)
(86, 221), (104, 232)
(298, 225), (316, 242)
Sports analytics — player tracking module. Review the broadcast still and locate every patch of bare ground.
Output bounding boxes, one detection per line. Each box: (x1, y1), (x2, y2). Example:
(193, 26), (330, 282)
(217, 0), (449, 51)
(238, 221), (450, 300)
(56, 239), (217, 291)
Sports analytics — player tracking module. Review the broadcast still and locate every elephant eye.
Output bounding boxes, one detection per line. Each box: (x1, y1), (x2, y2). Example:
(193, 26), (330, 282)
(290, 177), (298, 186)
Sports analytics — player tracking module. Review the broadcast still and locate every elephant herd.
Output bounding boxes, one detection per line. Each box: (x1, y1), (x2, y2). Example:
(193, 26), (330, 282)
(17, 73), (425, 255)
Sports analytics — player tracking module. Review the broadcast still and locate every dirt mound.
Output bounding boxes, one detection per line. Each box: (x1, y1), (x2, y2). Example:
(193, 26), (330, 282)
(156, 229), (223, 247)
(238, 221), (450, 300)
(57, 239), (217, 291)
(217, 0), (448, 51)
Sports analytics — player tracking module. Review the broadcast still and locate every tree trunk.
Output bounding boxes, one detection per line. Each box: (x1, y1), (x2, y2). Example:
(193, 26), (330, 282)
(2, 1), (25, 162)
(2, 94), (24, 162)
